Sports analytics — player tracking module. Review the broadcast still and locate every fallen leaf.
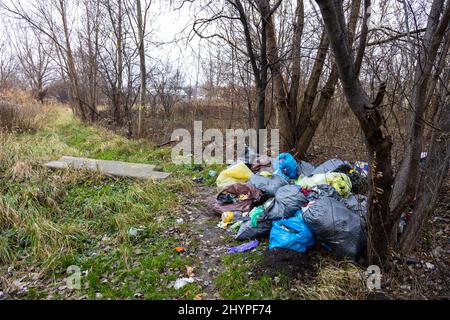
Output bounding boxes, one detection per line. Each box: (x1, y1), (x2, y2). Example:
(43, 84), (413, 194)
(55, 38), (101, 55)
(186, 266), (195, 277)
(194, 293), (206, 300)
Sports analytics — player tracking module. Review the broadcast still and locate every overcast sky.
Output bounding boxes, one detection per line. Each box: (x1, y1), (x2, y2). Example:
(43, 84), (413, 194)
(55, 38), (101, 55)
(151, 1), (202, 83)
(0, 0), (205, 84)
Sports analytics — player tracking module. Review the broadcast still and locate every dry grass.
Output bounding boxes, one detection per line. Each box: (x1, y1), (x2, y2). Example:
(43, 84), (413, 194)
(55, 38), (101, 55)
(0, 90), (53, 133)
(295, 260), (368, 300)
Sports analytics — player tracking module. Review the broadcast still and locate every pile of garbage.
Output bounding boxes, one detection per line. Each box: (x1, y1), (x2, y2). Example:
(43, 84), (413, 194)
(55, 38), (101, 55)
(212, 153), (369, 261)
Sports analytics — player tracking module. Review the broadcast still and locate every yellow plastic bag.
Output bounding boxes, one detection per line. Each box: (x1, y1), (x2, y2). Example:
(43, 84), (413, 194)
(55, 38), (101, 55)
(326, 173), (352, 198)
(297, 172), (352, 198)
(216, 162), (253, 189)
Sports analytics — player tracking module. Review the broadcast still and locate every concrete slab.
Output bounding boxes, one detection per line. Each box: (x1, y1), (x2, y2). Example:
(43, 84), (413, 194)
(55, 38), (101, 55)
(45, 156), (171, 180)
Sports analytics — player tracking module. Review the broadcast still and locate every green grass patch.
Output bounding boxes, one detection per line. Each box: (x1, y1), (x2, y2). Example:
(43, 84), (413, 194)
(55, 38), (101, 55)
(0, 107), (214, 299)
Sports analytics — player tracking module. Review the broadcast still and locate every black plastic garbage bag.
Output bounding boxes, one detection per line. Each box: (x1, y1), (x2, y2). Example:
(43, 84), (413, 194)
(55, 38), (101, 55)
(267, 185), (308, 220)
(235, 220), (273, 241)
(249, 174), (288, 197)
(343, 194), (368, 216)
(312, 159), (350, 175)
(303, 197), (366, 260)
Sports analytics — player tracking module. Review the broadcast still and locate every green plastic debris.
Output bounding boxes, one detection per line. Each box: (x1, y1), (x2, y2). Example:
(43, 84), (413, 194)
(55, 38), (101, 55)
(250, 207), (265, 228)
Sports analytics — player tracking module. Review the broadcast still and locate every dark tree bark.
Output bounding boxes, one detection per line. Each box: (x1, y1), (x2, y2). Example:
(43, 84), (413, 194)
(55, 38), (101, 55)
(316, 0), (450, 266)
(390, 0), (450, 226)
(399, 59), (450, 253)
(316, 0), (394, 266)
(268, 0), (361, 155)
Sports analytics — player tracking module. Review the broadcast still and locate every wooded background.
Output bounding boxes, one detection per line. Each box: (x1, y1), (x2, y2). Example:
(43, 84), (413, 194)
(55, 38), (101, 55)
(0, 0), (449, 268)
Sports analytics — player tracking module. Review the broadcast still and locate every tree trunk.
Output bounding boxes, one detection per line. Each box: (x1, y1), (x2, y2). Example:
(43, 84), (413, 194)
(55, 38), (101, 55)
(60, 0), (86, 121)
(316, 0), (395, 267)
(399, 65), (450, 253)
(137, 0), (146, 137)
(390, 0), (450, 226)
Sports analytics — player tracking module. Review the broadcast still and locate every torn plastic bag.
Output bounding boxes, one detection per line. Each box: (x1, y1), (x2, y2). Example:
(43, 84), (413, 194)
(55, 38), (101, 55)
(267, 185), (308, 220)
(311, 159), (350, 175)
(297, 172), (352, 198)
(235, 220), (273, 241)
(303, 197), (366, 260)
(273, 153), (299, 179)
(269, 211), (315, 253)
(216, 162), (254, 189)
(298, 160), (315, 177)
(228, 240), (259, 254)
(249, 174), (288, 197)
(212, 183), (262, 214)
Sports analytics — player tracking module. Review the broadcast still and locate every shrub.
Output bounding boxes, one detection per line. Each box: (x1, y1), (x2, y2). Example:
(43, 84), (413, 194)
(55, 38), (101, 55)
(0, 100), (40, 133)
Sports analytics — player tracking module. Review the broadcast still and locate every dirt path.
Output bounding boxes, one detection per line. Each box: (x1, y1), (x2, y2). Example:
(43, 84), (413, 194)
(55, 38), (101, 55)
(179, 185), (229, 299)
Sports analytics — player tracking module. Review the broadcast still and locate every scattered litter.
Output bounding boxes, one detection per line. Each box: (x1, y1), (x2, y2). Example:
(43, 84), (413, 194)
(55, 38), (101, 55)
(193, 177), (205, 184)
(222, 212), (235, 224)
(405, 257), (419, 265)
(229, 221), (243, 233)
(194, 293), (206, 300)
(175, 247), (186, 253)
(218, 211), (241, 229)
(228, 240), (259, 254)
(186, 266), (195, 277)
(192, 165), (204, 171)
(176, 218), (184, 224)
(208, 170), (217, 177)
(298, 160), (315, 176)
(173, 277), (195, 290)
(424, 262), (435, 270)
(128, 227), (139, 237)
(354, 161), (369, 176)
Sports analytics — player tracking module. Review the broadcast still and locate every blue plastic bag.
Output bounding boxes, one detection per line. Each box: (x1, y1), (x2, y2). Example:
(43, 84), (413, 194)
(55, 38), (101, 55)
(273, 153), (299, 180)
(269, 210), (315, 253)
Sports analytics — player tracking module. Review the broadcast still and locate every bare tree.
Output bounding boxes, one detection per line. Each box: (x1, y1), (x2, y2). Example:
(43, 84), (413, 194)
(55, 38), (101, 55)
(152, 61), (185, 116)
(0, 40), (18, 92)
(11, 26), (53, 103)
(316, 0), (450, 266)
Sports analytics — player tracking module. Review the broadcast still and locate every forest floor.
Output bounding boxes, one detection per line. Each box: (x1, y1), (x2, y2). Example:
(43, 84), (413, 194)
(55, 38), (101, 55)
(0, 106), (448, 300)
